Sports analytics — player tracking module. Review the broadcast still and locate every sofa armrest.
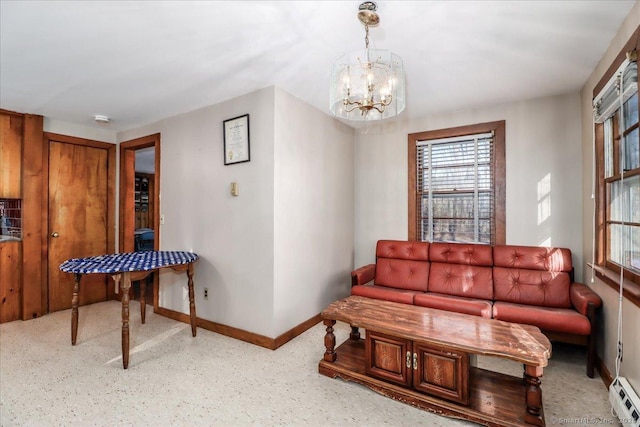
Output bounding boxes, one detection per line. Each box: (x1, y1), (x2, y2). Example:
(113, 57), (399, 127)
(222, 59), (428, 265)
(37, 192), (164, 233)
(570, 282), (602, 316)
(351, 264), (375, 287)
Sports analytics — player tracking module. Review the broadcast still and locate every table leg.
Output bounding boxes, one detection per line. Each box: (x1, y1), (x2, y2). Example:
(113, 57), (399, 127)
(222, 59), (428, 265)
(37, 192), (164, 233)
(524, 365), (544, 426)
(140, 278), (146, 324)
(120, 272), (132, 369)
(350, 326), (360, 341)
(71, 273), (82, 345)
(323, 319), (337, 362)
(187, 262), (197, 337)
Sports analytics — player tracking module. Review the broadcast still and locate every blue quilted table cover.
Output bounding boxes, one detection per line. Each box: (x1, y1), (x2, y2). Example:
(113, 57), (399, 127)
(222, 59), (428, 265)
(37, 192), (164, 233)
(60, 251), (199, 274)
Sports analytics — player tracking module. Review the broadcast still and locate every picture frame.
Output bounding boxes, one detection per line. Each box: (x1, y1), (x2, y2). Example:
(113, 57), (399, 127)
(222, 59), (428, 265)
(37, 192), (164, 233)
(223, 114), (250, 165)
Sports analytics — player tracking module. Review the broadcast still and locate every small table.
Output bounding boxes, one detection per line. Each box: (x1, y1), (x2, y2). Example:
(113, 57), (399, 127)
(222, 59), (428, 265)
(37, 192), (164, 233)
(319, 296), (552, 427)
(60, 250), (199, 369)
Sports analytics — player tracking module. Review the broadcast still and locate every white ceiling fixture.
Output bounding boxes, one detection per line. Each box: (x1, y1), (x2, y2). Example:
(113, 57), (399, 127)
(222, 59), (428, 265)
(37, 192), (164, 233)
(93, 115), (110, 124)
(329, 1), (406, 121)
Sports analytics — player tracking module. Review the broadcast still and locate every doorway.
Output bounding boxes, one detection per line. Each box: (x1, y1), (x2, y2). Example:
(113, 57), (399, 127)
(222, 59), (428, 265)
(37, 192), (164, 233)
(119, 134), (160, 308)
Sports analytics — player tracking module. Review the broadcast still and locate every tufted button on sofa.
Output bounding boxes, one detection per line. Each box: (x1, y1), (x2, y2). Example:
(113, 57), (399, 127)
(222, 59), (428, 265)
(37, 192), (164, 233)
(351, 240), (602, 377)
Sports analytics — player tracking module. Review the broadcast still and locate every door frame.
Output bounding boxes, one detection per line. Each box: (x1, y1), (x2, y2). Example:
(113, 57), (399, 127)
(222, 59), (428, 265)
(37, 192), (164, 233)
(43, 132), (116, 309)
(118, 133), (161, 307)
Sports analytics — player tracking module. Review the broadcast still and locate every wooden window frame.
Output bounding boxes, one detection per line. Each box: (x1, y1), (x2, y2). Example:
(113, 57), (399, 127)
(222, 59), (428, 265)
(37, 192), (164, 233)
(593, 26), (640, 308)
(408, 121), (506, 244)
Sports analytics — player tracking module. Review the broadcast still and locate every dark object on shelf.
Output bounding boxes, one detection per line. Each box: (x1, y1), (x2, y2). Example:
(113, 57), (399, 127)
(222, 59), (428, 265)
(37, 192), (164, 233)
(135, 229), (154, 251)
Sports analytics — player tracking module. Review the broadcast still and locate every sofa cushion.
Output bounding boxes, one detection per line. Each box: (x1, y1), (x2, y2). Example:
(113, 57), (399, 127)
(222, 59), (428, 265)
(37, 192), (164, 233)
(430, 242), (493, 266)
(493, 301), (591, 335)
(414, 292), (493, 318)
(375, 258), (430, 291)
(493, 267), (571, 308)
(377, 240), (429, 261)
(493, 245), (572, 272)
(428, 262), (494, 299)
(374, 240), (430, 291)
(351, 284), (419, 305)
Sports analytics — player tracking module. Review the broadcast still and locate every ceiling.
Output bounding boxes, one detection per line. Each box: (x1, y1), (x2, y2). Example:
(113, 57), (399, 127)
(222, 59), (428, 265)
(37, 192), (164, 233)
(0, 1), (636, 133)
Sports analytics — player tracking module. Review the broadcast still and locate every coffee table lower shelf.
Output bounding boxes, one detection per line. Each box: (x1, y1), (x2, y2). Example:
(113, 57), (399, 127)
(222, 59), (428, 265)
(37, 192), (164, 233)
(319, 338), (543, 427)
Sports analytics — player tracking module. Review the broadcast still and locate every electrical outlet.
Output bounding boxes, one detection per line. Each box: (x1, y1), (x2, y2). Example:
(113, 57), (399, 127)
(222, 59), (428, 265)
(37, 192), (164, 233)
(204, 288), (208, 300)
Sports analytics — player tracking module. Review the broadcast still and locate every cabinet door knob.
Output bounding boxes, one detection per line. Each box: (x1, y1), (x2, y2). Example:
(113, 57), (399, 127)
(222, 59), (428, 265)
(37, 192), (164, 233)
(51, 232), (59, 238)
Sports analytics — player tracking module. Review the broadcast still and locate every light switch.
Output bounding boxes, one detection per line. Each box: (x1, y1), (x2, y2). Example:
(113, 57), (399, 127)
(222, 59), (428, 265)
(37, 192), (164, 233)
(231, 182), (239, 196)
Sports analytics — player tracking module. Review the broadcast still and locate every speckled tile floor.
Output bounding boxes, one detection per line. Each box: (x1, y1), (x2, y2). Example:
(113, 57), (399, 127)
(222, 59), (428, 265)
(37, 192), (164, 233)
(0, 301), (618, 426)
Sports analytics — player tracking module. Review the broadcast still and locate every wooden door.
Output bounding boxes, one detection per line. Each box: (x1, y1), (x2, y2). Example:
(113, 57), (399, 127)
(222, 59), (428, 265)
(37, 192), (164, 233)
(48, 141), (109, 312)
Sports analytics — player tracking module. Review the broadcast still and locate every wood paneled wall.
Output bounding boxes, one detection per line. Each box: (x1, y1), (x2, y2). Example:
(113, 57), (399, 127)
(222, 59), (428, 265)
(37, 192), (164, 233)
(0, 113), (23, 199)
(21, 115), (45, 319)
(0, 242), (22, 322)
(0, 110), (45, 322)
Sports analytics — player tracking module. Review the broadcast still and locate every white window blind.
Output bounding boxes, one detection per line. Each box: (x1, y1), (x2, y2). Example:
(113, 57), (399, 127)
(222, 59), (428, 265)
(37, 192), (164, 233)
(416, 132), (495, 244)
(594, 60), (638, 124)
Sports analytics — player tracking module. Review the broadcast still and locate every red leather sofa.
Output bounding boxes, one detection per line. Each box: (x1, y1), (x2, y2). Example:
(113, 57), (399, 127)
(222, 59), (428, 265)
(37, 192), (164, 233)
(351, 240), (602, 377)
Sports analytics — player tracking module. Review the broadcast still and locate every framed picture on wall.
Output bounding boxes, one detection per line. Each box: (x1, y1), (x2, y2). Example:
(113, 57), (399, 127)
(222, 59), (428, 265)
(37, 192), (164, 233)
(223, 114), (250, 165)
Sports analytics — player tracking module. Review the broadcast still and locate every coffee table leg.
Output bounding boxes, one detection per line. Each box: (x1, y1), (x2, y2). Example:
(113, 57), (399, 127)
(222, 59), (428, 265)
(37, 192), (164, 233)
(323, 319), (337, 362)
(350, 326), (360, 341)
(524, 365), (544, 426)
(71, 273), (82, 345)
(120, 272), (131, 369)
(187, 263), (197, 337)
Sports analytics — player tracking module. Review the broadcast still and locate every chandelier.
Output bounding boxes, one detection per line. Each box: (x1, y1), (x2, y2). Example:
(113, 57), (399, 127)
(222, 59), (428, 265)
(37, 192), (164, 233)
(330, 1), (406, 121)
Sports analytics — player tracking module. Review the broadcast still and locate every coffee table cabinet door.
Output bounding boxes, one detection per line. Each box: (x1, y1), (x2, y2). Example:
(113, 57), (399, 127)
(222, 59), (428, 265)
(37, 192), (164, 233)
(365, 331), (412, 387)
(413, 342), (470, 405)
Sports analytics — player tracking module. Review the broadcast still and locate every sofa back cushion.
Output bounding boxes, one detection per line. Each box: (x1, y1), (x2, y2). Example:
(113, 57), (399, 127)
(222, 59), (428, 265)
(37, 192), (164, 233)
(493, 245), (573, 307)
(429, 242), (493, 267)
(375, 240), (430, 291)
(428, 262), (494, 299)
(493, 267), (572, 308)
(493, 245), (572, 272)
(492, 245), (573, 308)
(377, 240), (430, 261)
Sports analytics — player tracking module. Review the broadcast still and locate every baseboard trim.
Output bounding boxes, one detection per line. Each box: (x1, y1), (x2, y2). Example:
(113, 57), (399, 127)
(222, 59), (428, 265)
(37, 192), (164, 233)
(155, 307), (321, 350)
(273, 313), (322, 350)
(596, 355), (613, 388)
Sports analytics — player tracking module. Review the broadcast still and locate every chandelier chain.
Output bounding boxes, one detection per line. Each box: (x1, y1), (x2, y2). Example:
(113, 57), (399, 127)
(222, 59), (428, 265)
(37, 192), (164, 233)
(365, 24), (370, 50)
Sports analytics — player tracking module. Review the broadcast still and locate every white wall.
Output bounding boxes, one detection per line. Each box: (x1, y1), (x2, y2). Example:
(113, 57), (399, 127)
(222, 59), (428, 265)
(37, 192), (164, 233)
(118, 86), (355, 339)
(273, 87), (354, 336)
(118, 87), (277, 337)
(354, 93), (584, 280)
(580, 2), (640, 392)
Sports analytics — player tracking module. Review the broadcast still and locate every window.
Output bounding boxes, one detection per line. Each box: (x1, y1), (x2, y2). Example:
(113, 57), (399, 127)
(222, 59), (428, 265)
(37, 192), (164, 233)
(408, 121), (505, 244)
(592, 29), (640, 308)
(594, 44), (640, 287)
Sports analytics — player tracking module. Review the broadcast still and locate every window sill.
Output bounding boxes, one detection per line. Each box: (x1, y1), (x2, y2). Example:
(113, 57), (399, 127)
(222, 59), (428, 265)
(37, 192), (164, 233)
(589, 264), (640, 309)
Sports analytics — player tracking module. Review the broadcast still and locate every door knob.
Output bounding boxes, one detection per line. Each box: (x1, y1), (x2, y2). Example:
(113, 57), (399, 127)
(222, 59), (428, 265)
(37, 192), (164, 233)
(51, 232), (59, 238)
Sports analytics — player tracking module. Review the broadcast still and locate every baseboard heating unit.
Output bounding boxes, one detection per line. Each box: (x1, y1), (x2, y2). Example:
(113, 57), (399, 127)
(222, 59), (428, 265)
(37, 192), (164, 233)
(609, 377), (640, 427)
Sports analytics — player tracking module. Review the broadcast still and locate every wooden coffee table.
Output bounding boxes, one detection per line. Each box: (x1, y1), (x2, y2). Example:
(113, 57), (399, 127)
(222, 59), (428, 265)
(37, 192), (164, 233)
(318, 296), (551, 427)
